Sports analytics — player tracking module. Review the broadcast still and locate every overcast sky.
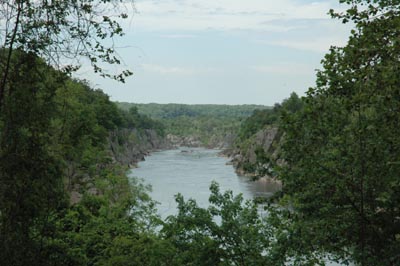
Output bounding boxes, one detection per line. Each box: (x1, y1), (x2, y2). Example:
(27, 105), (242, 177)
(79, 0), (352, 106)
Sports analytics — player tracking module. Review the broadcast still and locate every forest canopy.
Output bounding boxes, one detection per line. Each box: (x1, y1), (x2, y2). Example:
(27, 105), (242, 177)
(1, 0), (400, 266)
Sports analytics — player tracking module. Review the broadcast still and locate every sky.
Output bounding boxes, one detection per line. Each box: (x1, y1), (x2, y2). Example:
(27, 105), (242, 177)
(79, 0), (353, 106)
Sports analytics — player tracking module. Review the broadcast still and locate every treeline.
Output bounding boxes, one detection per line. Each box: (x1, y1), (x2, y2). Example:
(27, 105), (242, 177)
(119, 106), (165, 136)
(162, 116), (240, 147)
(117, 103), (270, 147)
(236, 92), (302, 142)
(117, 102), (269, 119)
(1, 0), (400, 265)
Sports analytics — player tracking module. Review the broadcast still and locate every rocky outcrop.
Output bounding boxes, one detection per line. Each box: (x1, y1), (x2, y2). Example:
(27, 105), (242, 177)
(109, 128), (172, 167)
(166, 134), (203, 148)
(205, 133), (237, 149)
(108, 125), (242, 168)
(67, 128), (167, 205)
(226, 126), (282, 177)
(165, 133), (236, 149)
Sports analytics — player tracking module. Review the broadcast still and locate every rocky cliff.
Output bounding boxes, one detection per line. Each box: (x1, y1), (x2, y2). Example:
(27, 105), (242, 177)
(108, 127), (238, 168)
(166, 133), (236, 149)
(109, 128), (172, 167)
(226, 126), (282, 177)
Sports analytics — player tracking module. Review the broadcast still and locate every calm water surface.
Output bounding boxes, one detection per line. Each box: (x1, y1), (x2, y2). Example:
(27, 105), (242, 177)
(130, 147), (344, 266)
(130, 147), (279, 218)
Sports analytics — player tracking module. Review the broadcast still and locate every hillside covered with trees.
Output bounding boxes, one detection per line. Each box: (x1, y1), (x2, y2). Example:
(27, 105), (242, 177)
(117, 103), (269, 119)
(117, 102), (271, 148)
(1, 0), (400, 266)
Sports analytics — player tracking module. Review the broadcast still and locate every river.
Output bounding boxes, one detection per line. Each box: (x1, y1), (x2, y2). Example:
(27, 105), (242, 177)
(129, 147), (280, 219)
(129, 147), (344, 266)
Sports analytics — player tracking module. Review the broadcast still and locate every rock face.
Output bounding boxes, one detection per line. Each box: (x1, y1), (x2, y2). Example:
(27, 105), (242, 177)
(109, 128), (239, 168)
(166, 133), (236, 149)
(109, 128), (172, 167)
(108, 126), (281, 176)
(68, 128), (169, 205)
(206, 133), (237, 149)
(226, 127), (281, 177)
(70, 127), (236, 204)
(166, 134), (203, 148)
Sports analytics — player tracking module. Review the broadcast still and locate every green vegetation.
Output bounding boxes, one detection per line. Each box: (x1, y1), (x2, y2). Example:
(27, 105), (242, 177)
(117, 103), (269, 119)
(1, 1), (400, 266)
(0, 50), (270, 266)
(211, 1), (400, 264)
(229, 92), (302, 177)
(119, 106), (166, 137)
(161, 182), (279, 265)
(163, 116), (240, 147)
(0, 53), (282, 266)
(275, 1), (400, 265)
(0, 0), (133, 109)
(117, 103), (270, 147)
(0, 50), (163, 265)
(236, 92), (302, 142)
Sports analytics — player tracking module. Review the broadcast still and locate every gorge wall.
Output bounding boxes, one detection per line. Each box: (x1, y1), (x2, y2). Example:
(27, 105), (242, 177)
(225, 126), (282, 177)
(109, 128), (172, 167)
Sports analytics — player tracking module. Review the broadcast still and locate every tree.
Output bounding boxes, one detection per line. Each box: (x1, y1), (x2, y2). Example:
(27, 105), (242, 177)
(280, 92), (303, 115)
(0, 0), (134, 108)
(0, 51), (67, 265)
(0, 1), (135, 263)
(0, 52), (166, 264)
(277, 1), (400, 265)
(162, 182), (277, 266)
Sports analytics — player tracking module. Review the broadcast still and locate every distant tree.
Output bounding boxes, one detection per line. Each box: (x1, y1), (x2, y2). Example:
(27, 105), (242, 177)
(237, 109), (276, 141)
(280, 92), (303, 114)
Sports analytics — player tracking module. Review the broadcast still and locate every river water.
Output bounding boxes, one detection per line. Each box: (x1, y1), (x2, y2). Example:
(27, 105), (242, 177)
(129, 147), (280, 219)
(129, 147), (344, 266)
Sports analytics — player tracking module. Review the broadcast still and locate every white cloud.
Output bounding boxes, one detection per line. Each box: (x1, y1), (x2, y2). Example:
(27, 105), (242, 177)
(125, 0), (351, 53)
(256, 35), (348, 53)
(141, 64), (193, 75)
(250, 62), (316, 75)
(253, 17), (351, 53)
(140, 63), (221, 75)
(159, 34), (198, 39)
(131, 0), (341, 31)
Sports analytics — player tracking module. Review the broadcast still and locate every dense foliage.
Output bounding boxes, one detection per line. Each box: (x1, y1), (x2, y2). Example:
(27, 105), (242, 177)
(119, 106), (165, 137)
(236, 92), (302, 142)
(117, 103), (269, 119)
(2, 1), (400, 266)
(162, 116), (240, 147)
(161, 182), (278, 266)
(0, 0), (133, 103)
(276, 1), (400, 265)
(0, 51), (163, 265)
(117, 102), (270, 147)
(0, 1), (139, 263)
(228, 92), (302, 176)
